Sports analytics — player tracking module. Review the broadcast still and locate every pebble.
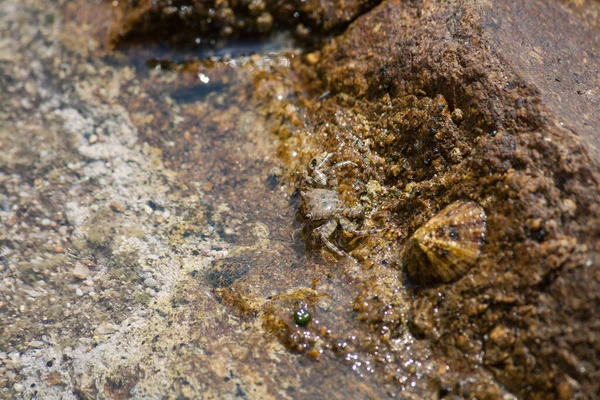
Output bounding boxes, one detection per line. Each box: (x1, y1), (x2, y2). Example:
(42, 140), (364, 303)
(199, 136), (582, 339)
(88, 134), (98, 144)
(21, 98), (33, 109)
(109, 201), (125, 213)
(96, 322), (118, 335)
(13, 383), (24, 392)
(305, 52), (320, 65)
(72, 263), (90, 279)
(24, 289), (43, 298)
(562, 198), (577, 216)
(557, 380), (574, 400)
(451, 108), (464, 122)
(41, 218), (53, 226)
(143, 277), (157, 288)
(5, 214), (17, 227)
(75, 287), (84, 296)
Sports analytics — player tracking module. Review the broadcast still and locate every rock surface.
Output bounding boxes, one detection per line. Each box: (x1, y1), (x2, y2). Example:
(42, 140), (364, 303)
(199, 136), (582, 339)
(1, 0), (598, 399)
(108, 0), (381, 50)
(285, 0), (600, 397)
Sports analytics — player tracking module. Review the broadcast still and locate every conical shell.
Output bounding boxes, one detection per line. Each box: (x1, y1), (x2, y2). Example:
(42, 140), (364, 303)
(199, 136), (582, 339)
(404, 201), (487, 285)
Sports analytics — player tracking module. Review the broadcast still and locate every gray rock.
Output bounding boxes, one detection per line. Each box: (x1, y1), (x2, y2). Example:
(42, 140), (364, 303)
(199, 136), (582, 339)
(143, 277), (157, 288)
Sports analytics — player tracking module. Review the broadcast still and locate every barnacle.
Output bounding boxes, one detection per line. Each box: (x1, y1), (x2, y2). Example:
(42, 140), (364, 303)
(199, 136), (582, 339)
(403, 201), (487, 285)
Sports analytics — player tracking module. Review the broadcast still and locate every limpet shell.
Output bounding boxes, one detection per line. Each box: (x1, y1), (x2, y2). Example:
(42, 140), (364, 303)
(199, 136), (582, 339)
(403, 201), (487, 285)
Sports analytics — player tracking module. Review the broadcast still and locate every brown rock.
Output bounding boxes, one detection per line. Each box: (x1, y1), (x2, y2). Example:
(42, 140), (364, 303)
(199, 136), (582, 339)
(285, 0), (599, 397)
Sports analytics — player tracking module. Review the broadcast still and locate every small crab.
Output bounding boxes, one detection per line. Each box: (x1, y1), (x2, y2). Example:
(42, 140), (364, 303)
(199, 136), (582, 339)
(302, 152), (355, 188)
(296, 153), (367, 257)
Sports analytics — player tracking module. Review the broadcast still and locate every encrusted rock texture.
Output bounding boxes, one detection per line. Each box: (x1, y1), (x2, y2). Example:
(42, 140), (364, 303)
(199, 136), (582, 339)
(283, 0), (600, 397)
(1, 0), (598, 399)
(108, 0), (381, 48)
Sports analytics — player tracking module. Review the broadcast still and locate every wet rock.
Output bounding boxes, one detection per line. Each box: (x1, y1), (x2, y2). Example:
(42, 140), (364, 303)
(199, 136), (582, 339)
(108, 0), (381, 49)
(40, 218), (53, 227)
(281, 0), (600, 397)
(1, 0), (598, 398)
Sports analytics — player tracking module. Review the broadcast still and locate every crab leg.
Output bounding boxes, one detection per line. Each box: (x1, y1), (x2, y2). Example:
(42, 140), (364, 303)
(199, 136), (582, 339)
(316, 220), (346, 257)
(331, 160), (357, 170)
(339, 217), (380, 236)
(315, 153), (333, 170)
